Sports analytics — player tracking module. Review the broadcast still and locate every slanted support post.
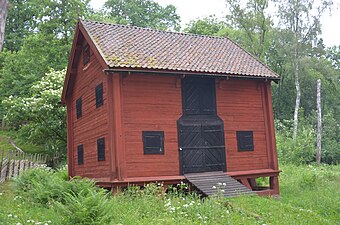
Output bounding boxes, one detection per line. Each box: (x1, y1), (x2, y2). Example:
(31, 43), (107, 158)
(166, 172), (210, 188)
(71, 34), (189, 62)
(240, 178), (252, 190)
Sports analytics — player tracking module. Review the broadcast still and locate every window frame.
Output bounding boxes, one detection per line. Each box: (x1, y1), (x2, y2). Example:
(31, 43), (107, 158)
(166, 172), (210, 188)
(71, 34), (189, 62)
(77, 144), (84, 165)
(76, 97), (82, 119)
(95, 83), (104, 108)
(142, 131), (165, 155)
(97, 137), (105, 161)
(236, 131), (254, 152)
(83, 44), (90, 65)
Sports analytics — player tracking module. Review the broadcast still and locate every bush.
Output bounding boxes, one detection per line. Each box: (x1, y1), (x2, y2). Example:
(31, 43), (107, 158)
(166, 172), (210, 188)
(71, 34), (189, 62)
(275, 110), (339, 165)
(276, 119), (316, 164)
(14, 167), (114, 224)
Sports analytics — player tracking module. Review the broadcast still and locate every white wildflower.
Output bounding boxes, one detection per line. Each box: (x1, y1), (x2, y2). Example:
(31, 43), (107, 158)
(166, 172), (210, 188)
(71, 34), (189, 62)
(183, 204), (189, 207)
(16, 223), (21, 225)
(222, 183), (226, 186)
(218, 182), (222, 185)
(8, 214), (12, 217)
(164, 202), (171, 207)
(212, 186), (216, 189)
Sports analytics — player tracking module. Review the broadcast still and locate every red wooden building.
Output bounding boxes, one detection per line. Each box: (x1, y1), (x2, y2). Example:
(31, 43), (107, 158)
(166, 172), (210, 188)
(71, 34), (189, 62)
(61, 20), (281, 196)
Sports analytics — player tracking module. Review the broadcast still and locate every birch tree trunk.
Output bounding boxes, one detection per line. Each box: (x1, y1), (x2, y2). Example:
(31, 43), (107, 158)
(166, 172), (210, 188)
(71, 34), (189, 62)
(316, 79), (322, 164)
(0, 0), (9, 52)
(293, 38), (301, 140)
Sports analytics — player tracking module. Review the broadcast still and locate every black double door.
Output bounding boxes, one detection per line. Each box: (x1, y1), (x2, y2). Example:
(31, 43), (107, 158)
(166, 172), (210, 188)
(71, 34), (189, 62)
(178, 77), (226, 175)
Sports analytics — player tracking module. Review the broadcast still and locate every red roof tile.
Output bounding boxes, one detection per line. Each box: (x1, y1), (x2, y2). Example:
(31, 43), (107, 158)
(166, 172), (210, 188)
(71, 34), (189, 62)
(81, 20), (279, 79)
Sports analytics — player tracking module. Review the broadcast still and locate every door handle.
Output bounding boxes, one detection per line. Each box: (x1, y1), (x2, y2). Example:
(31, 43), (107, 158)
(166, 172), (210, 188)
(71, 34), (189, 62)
(179, 147), (183, 151)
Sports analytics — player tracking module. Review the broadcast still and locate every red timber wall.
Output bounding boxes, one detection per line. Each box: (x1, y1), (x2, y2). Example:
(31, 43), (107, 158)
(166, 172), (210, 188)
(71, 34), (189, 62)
(216, 79), (275, 172)
(121, 74), (182, 178)
(68, 44), (111, 179)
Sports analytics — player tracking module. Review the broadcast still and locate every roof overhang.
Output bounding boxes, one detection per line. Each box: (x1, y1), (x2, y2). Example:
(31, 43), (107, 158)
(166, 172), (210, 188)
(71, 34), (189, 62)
(103, 67), (281, 82)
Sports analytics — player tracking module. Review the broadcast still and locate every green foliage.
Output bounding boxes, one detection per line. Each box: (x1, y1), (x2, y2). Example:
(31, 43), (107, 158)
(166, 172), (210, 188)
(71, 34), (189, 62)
(4, 0), (90, 52)
(14, 167), (114, 224)
(1, 164), (339, 224)
(0, 34), (69, 98)
(226, 0), (272, 59)
(2, 69), (66, 155)
(275, 118), (316, 164)
(104, 0), (181, 31)
(184, 15), (228, 36)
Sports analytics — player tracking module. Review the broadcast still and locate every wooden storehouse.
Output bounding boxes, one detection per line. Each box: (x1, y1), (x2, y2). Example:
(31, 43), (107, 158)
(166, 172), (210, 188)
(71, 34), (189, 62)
(61, 20), (281, 196)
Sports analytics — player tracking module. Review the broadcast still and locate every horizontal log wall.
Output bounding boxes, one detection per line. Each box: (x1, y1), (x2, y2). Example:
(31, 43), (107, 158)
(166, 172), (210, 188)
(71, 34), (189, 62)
(71, 44), (111, 179)
(216, 79), (270, 171)
(122, 74), (182, 178)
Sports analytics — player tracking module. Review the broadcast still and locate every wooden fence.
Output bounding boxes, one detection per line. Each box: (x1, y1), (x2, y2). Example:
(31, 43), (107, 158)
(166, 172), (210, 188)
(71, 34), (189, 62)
(0, 149), (47, 183)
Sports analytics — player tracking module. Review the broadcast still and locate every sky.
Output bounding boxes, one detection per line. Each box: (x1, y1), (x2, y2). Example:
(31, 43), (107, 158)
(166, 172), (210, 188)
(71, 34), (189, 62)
(90, 0), (340, 47)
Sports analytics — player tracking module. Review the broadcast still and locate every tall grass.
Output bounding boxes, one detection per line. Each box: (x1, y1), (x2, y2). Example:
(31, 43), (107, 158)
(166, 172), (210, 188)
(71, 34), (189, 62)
(0, 164), (339, 224)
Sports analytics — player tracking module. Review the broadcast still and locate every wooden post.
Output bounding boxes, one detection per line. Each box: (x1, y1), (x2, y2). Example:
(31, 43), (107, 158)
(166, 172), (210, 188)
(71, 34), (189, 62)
(316, 79), (322, 164)
(0, 150), (3, 181)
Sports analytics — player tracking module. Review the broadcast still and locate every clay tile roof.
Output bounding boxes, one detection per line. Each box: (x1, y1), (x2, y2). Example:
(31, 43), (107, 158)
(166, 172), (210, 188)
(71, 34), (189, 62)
(81, 20), (279, 79)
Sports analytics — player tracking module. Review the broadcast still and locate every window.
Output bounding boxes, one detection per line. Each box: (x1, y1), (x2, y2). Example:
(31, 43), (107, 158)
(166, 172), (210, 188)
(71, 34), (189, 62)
(182, 77), (216, 115)
(77, 144), (84, 165)
(142, 131), (164, 154)
(76, 97), (82, 119)
(95, 83), (103, 108)
(97, 137), (105, 161)
(83, 44), (90, 65)
(236, 131), (254, 151)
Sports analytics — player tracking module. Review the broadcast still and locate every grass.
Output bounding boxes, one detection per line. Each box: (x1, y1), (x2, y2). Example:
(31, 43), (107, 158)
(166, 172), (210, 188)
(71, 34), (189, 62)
(0, 164), (339, 224)
(0, 130), (45, 153)
(0, 130), (15, 151)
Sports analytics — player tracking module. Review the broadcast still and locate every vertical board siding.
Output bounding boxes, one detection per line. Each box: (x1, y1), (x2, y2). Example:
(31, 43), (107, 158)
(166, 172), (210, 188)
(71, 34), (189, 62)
(216, 80), (270, 172)
(122, 74), (182, 178)
(71, 43), (110, 179)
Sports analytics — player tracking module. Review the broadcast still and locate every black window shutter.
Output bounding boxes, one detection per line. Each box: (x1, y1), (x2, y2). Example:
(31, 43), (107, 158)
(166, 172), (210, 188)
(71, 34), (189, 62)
(76, 97), (82, 119)
(77, 144), (84, 165)
(95, 83), (103, 108)
(142, 131), (164, 154)
(83, 44), (90, 65)
(182, 78), (216, 115)
(97, 137), (105, 161)
(237, 131), (254, 151)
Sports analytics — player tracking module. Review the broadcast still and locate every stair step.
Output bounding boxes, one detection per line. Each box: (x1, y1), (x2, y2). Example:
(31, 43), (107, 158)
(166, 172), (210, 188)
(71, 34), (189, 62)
(185, 171), (253, 197)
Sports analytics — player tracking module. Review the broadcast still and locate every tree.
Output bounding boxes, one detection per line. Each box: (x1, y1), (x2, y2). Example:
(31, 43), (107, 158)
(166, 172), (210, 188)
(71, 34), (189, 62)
(2, 69), (67, 155)
(184, 15), (228, 36)
(225, 0), (272, 60)
(1, 0), (90, 97)
(0, 33), (69, 98)
(4, 0), (90, 52)
(0, 0), (9, 51)
(316, 79), (321, 164)
(103, 0), (180, 31)
(275, 0), (332, 139)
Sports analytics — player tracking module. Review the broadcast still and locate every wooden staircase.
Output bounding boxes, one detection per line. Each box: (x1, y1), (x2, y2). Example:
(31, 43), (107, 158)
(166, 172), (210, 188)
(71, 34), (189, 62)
(185, 171), (253, 197)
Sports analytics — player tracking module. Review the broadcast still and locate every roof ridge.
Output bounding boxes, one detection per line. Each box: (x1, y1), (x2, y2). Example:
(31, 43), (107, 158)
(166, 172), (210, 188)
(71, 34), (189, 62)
(78, 19), (280, 79)
(80, 19), (233, 40)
